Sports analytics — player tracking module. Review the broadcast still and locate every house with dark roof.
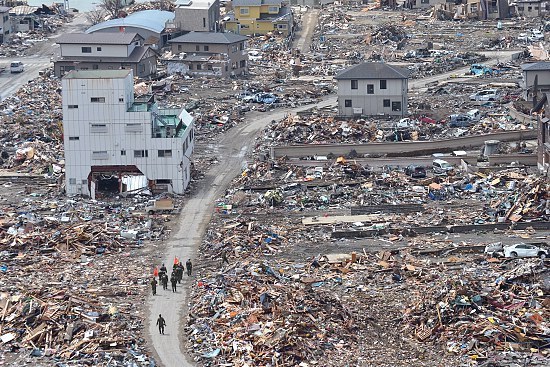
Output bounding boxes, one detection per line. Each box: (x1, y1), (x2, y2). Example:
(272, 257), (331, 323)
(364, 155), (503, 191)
(166, 31), (248, 77)
(225, 0), (293, 36)
(335, 62), (410, 117)
(521, 62), (550, 100)
(54, 32), (158, 78)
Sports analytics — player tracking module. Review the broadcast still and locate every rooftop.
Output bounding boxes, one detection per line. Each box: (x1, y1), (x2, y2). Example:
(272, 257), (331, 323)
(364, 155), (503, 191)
(169, 31), (248, 44)
(521, 62), (550, 71)
(335, 62), (411, 80)
(86, 10), (175, 35)
(63, 69), (132, 79)
(175, 0), (216, 9)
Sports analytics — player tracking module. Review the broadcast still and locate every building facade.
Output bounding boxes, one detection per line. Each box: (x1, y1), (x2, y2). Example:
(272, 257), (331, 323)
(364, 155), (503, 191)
(0, 6), (10, 44)
(166, 31), (248, 77)
(335, 63), (410, 117)
(225, 0), (293, 36)
(54, 32), (157, 78)
(174, 0), (220, 32)
(521, 62), (550, 100)
(62, 69), (194, 197)
(514, 0), (550, 17)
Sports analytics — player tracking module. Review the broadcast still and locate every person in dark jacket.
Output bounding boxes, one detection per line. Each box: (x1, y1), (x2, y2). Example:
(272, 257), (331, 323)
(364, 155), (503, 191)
(159, 263), (167, 282)
(186, 259), (193, 276)
(150, 277), (157, 296)
(156, 314), (166, 334)
(176, 263), (184, 283)
(161, 273), (168, 290)
(170, 274), (177, 292)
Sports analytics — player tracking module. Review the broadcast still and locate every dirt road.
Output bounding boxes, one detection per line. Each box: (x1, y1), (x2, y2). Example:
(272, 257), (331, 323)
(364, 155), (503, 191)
(147, 97), (337, 367)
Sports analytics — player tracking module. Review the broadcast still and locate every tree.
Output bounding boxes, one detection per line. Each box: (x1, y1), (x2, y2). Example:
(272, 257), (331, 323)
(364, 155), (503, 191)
(99, 0), (125, 19)
(85, 8), (107, 26)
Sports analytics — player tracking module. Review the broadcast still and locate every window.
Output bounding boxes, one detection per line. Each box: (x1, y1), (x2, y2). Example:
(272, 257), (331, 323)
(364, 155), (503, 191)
(68, 105), (78, 109)
(69, 136), (79, 141)
(90, 124), (108, 133)
(119, 98), (124, 102)
(380, 80), (387, 89)
(92, 151), (108, 160)
(392, 101), (402, 111)
(207, 64), (213, 70)
(268, 6), (279, 12)
(421, 0), (429, 3)
(204, 45), (209, 51)
(277, 24), (287, 30)
(344, 99), (352, 107)
(240, 7), (249, 15)
(203, 17), (206, 27)
(197, 64), (202, 70)
(178, 45), (182, 51)
(81, 180), (87, 185)
(69, 178), (76, 185)
(351, 80), (358, 89)
(134, 150), (148, 158)
(121, 150), (126, 156)
(125, 123), (142, 132)
(196, 45), (200, 51)
(240, 60), (246, 68)
(81, 46), (91, 53)
(97, 47), (102, 51)
(528, 6), (532, 11)
(240, 42), (244, 51)
(92, 64), (98, 70)
(91, 97), (105, 103)
(189, 64), (193, 70)
(367, 84), (374, 94)
(158, 150), (173, 158)
(383, 99), (390, 108)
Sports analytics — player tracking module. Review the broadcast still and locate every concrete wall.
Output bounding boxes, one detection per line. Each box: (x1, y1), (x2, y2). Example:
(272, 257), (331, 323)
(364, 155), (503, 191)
(175, 2), (220, 32)
(60, 43), (134, 58)
(337, 78), (407, 117)
(0, 10), (11, 44)
(62, 72), (193, 196)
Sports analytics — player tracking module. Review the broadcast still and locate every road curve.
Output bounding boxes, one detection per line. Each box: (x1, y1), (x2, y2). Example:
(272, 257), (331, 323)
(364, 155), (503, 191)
(147, 96), (337, 367)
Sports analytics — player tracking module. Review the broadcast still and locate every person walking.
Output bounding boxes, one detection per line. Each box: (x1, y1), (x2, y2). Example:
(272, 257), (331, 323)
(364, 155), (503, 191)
(221, 249), (229, 266)
(159, 263), (167, 282)
(176, 262), (184, 283)
(185, 259), (192, 277)
(170, 273), (177, 292)
(156, 314), (166, 335)
(161, 273), (168, 290)
(150, 277), (157, 296)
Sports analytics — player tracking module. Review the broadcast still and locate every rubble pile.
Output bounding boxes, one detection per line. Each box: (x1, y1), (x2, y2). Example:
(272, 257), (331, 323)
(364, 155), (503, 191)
(0, 190), (176, 365)
(0, 71), (64, 174)
(188, 211), (548, 366)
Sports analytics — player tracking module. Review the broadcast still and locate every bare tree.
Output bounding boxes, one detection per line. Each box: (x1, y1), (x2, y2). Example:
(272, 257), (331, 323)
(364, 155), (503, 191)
(99, 0), (125, 19)
(85, 8), (107, 25)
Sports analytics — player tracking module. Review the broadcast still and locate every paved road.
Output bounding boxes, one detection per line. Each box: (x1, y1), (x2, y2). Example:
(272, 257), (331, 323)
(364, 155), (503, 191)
(147, 96), (337, 367)
(0, 13), (88, 101)
(293, 8), (320, 53)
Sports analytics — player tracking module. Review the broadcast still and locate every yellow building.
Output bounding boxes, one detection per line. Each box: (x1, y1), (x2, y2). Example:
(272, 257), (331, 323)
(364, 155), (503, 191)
(225, 0), (293, 36)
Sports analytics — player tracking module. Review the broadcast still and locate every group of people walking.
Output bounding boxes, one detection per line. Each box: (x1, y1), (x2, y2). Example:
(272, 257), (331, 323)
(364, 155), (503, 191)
(150, 258), (192, 297)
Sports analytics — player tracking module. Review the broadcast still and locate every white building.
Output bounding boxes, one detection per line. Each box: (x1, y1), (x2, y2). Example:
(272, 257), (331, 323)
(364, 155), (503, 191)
(62, 69), (194, 197)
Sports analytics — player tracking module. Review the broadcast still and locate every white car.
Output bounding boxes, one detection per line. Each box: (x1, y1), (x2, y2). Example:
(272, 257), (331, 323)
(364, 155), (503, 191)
(503, 243), (547, 258)
(469, 89), (500, 102)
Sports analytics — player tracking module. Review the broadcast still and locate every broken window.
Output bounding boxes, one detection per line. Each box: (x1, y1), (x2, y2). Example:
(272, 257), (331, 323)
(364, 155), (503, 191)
(158, 150), (173, 158)
(351, 80), (358, 89)
(345, 99), (352, 107)
(367, 84), (374, 94)
(392, 101), (402, 111)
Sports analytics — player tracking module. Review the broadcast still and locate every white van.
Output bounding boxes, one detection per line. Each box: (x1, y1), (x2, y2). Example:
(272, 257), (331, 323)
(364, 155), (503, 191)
(433, 159), (454, 175)
(10, 61), (24, 73)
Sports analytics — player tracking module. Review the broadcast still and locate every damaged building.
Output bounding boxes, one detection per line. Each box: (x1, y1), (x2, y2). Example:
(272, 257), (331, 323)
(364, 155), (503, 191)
(61, 69), (194, 197)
